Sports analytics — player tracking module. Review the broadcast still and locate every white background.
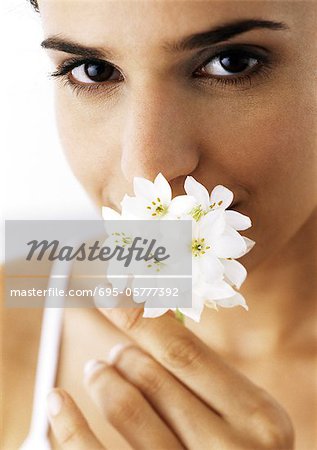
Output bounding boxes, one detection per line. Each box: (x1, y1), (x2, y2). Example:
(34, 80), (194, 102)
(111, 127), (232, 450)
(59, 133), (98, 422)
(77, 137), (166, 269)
(1, 0), (100, 260)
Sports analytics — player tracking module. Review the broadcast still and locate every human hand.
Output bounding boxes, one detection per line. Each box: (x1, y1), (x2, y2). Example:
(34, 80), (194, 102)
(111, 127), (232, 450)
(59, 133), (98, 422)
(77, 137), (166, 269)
(47, 308), (294, 449)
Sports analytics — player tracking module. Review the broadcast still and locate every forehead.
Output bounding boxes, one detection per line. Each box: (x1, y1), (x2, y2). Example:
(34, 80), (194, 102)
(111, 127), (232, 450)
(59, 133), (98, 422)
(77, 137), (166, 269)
(39, 1), (303, 53)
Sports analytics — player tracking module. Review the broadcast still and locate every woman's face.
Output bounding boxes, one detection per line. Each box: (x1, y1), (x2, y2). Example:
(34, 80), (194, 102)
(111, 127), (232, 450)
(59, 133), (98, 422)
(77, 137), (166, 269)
(39, 1), (317, 271)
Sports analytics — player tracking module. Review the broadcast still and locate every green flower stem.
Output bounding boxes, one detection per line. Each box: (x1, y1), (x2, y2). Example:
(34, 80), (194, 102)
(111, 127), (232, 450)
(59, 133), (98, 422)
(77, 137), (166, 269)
(174, 308), (185, 325)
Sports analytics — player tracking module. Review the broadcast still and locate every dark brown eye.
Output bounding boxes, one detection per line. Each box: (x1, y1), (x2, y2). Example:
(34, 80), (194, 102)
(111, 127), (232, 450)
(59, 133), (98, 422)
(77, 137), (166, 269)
(200, 51), (258, 77)
(71, 61), (122, 83)
(219, 52), (255, 73)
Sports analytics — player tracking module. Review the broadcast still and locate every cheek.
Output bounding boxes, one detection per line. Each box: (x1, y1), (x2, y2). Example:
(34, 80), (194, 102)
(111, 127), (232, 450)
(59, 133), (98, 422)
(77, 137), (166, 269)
(198, 91), (317, 269)
(55, 89), (123, 204)
(241, 115), (315, 269)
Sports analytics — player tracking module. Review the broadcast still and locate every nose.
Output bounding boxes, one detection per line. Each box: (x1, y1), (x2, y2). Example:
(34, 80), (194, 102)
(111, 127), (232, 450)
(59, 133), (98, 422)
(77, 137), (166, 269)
(120, 82), (200, 187)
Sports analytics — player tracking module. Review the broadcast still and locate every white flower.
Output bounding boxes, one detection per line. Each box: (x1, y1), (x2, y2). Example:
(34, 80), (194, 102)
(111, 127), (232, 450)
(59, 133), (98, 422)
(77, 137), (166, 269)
(168, 206), (251, 322)
(184, 177), (252, 231)
(121, 173), (196, 219)
(99, 173), (256, 322)
(184, 176), (233, 219)
(103, 220), (165, 290)
(191, 208), (251, 282)
(191, 210), (226, 284)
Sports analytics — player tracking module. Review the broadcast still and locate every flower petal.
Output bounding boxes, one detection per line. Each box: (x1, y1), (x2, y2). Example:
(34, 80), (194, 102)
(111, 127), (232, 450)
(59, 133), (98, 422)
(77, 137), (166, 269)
(133, 177), (156, 201)
(210, 185), (234, 210)
(154, 173), (172, 203)
(225, 210), (251, 230)
(184, 176), (210, 209)
(198, 252), (224, 282)
(121, 195), (153, 219)
(215, 292), (249, 310)
(168, 195), (197, 217)
(212, 227), (247, 258)
(106, 274), (128, 291)
(222, 258), (247, 289)
(192, 218), (201, 239)
(178, 293), (206, 322)
(178, 305), (204, 322)
(201, 278), (236, 299)
(243, 237), (256, 254)
(199, 210), (226, 241)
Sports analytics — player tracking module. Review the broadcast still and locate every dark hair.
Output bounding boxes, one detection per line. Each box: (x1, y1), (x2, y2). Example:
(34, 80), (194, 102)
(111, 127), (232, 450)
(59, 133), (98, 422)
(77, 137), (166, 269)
(29, 0), (39, 12)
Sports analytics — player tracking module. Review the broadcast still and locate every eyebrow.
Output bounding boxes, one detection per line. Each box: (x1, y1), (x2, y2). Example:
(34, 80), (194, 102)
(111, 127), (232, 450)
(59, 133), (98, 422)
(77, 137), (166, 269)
(166, 19), (289, 52)
(41, 36), (113, 59)
(41, 19), (289, 59)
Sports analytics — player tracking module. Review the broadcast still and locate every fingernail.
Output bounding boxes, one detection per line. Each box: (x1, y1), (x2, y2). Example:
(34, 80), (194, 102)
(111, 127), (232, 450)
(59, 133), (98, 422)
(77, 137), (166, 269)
(106, 343), (132, 365)
(83, 359), (105, 381)
(47, 391), (63, 417)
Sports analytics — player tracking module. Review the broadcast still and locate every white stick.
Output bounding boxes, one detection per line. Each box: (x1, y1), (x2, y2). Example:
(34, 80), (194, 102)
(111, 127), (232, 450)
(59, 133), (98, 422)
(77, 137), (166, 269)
(20, 258), (73, 450)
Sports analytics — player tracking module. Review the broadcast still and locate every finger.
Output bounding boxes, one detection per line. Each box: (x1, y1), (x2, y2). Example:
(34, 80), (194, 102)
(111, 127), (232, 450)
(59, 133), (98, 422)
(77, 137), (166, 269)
(84, 359), (184, 450)
(106, 343), (240, 450)
(98, 307), (266, 427)
(46, 389), (104, 450)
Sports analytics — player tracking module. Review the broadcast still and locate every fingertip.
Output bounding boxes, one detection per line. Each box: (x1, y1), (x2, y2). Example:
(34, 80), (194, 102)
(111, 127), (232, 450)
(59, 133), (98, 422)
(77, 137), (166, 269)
(83, 359), (107, 383)
(46, 389), (105, 449)
(46, 388), (64, 418)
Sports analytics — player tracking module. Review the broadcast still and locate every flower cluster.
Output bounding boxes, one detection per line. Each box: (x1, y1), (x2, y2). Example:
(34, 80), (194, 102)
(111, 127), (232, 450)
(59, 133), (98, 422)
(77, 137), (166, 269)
(101, 173), (255, 322)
